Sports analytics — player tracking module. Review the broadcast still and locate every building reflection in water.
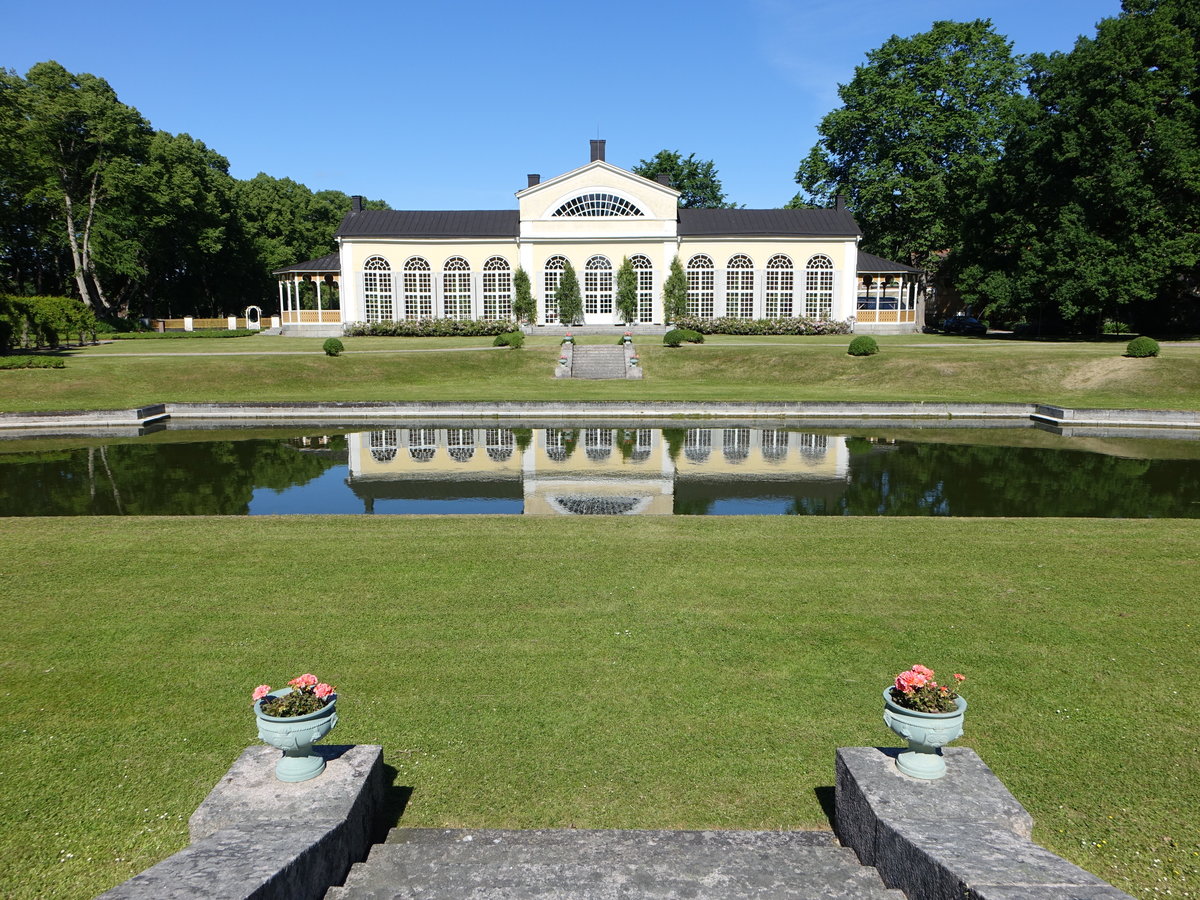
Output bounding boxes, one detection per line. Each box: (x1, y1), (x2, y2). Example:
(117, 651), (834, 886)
(346, 427), (849, 515)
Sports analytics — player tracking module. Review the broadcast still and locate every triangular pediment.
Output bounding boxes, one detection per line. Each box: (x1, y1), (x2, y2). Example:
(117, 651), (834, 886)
(517, 159), (680, 221)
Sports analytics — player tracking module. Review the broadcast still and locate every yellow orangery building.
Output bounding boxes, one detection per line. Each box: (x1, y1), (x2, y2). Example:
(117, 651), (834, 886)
(274, 141), (922, 332)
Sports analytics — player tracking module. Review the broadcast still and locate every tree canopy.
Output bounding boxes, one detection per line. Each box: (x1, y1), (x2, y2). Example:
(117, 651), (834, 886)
(632, 150), (736, 208)
(794, 20), (1026, 272)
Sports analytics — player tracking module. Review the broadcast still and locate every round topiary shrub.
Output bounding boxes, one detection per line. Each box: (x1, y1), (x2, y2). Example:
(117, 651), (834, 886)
(323, 338), (344, 357)
(664, 329), (686, 347)
(1125, 336), (1160, 358)
(680, 329), (704, 344)
(848, 336), (879, 357)
(493, 331), (524, 349)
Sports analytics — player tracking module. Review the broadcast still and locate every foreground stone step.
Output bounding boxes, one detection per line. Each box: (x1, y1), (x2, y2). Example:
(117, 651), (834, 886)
(326, 828), (906, 899)
(570, 346), (628, 379)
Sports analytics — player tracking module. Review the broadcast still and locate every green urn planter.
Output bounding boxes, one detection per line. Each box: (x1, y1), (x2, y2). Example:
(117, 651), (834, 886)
(882, 687), (966, 780)
(254, 688), (338, 782)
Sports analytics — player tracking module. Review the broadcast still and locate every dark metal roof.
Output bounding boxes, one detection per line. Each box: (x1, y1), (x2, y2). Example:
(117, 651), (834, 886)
(856, 250), (922, 274)
(336, 210), (520, 239)
(271, 253), (341, 275)
(677, 208), (862, 237)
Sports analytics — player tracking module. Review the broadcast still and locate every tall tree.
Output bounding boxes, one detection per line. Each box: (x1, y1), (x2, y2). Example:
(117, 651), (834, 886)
(556, 260), (582, 325)
(661, 256), (688, 323)
(632, 150), (736, 208)
(952, 0), (1200, 331)
(18, 61), (152, 315)
(615, 257), (638, 324)
(511, 267), (535, 323)
(794, 20), (1026, 272)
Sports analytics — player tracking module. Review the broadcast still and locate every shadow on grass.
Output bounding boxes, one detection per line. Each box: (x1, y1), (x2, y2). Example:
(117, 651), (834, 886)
(813, 786), (836, 829)
(372, 762), (414, 842)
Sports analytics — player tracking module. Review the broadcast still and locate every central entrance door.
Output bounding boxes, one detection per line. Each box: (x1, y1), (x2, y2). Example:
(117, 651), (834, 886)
(583, 255), (617, 325)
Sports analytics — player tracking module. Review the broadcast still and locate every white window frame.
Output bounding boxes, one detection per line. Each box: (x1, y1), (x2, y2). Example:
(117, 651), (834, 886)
(584, 255), (613, 317)
(443, 257), (473, 320)
(726, 254), (755, 319)
(403, 257), (432, 320)
(543, 256), (567, 324)
(805, 254), (835, 320)
(482, 256), (512, 320)
(630, 254), (654, 323)
(765, 255), (794, 318)
(686, 255), (715, 319)
(363, 256), (393, 322)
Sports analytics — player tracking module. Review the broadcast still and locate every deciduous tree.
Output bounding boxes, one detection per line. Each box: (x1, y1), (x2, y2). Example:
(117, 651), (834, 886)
(633, 150), (735, 209)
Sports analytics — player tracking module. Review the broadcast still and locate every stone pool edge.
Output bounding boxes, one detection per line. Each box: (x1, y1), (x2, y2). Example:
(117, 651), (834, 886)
(2, 400), (1199, 431)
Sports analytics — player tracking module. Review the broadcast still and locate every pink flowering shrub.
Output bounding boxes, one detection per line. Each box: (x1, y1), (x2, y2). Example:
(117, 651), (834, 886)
(888, 664), (965, 713)
(253, 672), (337, 717)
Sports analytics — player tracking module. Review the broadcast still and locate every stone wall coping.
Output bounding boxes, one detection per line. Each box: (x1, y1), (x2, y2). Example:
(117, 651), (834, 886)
(97, 744), (383, 900)
(835, 747), (1134, 900)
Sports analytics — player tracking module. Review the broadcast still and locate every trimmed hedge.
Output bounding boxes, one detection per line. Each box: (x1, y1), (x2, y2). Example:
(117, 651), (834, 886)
(672, 315), (852, 336)
(323, 338), (344, 356)
(0, 355), (65, 369)
(345, 318), (516, 337)
(1125, 336), (1160, 358)
(1, 294), (97, 351)
(848, 336), (880, 356)
(107, 329), (259, 340)
(493, 331), (525, 349)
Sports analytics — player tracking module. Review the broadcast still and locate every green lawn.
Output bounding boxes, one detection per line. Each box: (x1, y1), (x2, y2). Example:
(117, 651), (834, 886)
(2, 332), (1199, 411)
(1, 517), (1196, 899)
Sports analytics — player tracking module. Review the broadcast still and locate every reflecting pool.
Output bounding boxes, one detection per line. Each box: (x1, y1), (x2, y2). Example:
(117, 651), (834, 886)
(2, 423), (1199, 516)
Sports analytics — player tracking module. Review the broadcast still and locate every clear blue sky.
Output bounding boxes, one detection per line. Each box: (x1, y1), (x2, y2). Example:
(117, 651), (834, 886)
(2, 0), (1123, 210)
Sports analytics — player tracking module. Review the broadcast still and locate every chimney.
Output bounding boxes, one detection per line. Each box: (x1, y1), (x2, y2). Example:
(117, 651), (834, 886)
(590, 139), (606, 162)
(527, 173), (540, 187)
(834, 194), (846, 211)
(351, 195), (364, 213)
(655, 174), (672, 186)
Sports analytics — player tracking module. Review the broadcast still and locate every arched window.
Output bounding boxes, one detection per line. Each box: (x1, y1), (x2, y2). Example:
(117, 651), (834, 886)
(805, 254), (834, 319)
(684, 428), (712, 463)
(585, 428), (613, 462)
(686, 255), (714, 318)
(723, 428), (751, 462)
(447, 428), (474, 462)
(761, 429), (789, 461)
(765, 255), (794, 318)
(629, 254), (654, 323)
(363, 256), (393, 322)
(552, 193), (644, 217)
(485, 428), (514, 462)
(543, 256), (568, 324)
(545, 428), (570, 462)
(630, 429), (653, 463)
(443, 257), (472, 320)
(369, 429), (397, 463)
(726, 255), (754, 319)
(403, 257), (432, 320)
(409, 428), (437, 462)
(799, 433), (828, 459)
(584, 256), (613, 317)
(482, 257), (512, 320)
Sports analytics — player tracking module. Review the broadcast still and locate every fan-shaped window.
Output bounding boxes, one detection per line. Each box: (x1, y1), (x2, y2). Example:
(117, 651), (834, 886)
(686, 255), (714, 319)
(447, 428), (474, 462)
(552, 193), (644, 217)
(482, 257), (512, 320)
(369, 428), (397, 463)
(584, 428), (613, 462)
(723, 428), (751, 462)
(408, 427), (437, 462)
(726, 255), (754, 319)
(630, 255), (654, 323)
(805, 255), (834, 320)
(443, 257), (472, 320)
(363, 257), (393, 323)
(485, 428), (514, 462)
(684, 428), (712, 463)
(543, 256), (567, 324)
(765, 255), (794, 318)
(403, 257), (432, 320)
(584, 256), (613, 317)
(552, 495), (642, 515)
(761, 429), (789, 461)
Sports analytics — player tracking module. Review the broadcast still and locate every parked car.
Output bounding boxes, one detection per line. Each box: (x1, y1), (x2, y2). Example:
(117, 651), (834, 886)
(943, 315), (987, 336)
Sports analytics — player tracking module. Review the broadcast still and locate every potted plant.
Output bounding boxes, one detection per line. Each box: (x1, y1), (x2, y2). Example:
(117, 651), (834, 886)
(882, 665), (966, 780)
(252, 674), (338, 782)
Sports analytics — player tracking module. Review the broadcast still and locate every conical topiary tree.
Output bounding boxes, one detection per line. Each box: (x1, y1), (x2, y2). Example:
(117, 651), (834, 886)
(662, 255), (688, 324)
(556, 260), (582, 325)
(616, 256), (638, 324)
(512, 267), (536, 323)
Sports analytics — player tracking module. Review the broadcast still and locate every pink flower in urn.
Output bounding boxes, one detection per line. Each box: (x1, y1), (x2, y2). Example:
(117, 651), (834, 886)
(953, 673), (966, 683)
(911, 664), (934, 678)
(889, 664), (965, 713)
(314, 683), (335, 701)
(289, 673), (318, 689)
(252, 684), (272, 702)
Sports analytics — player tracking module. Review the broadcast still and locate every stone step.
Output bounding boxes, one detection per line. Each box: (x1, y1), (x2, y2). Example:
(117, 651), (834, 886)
(570, 346), (628, 380)
(326, 829), (906, 900)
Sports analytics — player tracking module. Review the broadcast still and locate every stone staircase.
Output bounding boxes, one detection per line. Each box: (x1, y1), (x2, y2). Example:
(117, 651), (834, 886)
(325, 828), (906, 900)
(569, 345), (629, 379)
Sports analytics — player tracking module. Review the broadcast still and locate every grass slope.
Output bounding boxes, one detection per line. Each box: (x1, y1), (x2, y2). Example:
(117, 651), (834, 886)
(1, 517), (1196, 898)
(2, 333), (1199, 411)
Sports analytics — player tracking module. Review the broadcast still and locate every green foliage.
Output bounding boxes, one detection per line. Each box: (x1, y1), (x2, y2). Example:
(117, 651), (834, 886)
(796, 20), (1026, 272)
(555, 260), (582, 325)
(344, 318), (515, 337)
(616, 257), (638, 324)
(0, 294), (96, 350)
(322, 338), (344, 357)
(258, 688), (332, 719)
(953, 1), (1200, 332)
(511, 428), (533, 452)
(661, 256), (689, 324)
(511, 267), (536, 324)
(1125, 336), (1160, 358)
(848, 335), (880, 356)
(493, 331), (524, 349)
(632, 150), (736, 208)
(0, 355), (64, 369)
(672, 315), (852, 335)
(108, 329), (257, 340)
(663, 329), (687, 347)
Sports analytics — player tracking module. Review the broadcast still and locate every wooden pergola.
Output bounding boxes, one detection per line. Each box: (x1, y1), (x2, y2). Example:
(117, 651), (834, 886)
(271, 253), (342, 328)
